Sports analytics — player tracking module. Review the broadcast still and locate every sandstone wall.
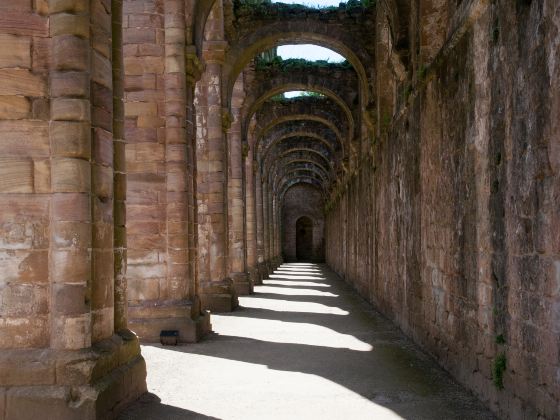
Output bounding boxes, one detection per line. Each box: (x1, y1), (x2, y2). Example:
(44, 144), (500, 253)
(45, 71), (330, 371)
(326, 2), (560, 418)
(0, 1), (147, 417)
(282, 184), (325, 262)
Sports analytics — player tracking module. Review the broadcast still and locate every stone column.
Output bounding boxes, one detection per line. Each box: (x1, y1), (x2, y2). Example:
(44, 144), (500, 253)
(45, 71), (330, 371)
(186, 45), (203, 309)
(262, 177), (271, 272)
(267, 182), (275, 271)
(255, 162), (267, 279)
(245, 149), (260, 285)
(0, 1), (146, 417)
(113, 0), (127, 333)
(196, 40), (238, 312)
(228, 77), (252, 294)
(273, 196), (282, 266)
(49, 0), (95, 352)
(125, 0), (210, 342)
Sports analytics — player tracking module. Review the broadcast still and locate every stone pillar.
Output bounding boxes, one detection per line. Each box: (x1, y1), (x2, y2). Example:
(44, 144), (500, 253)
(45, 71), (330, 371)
(125, 0), (210, 342)
(49, 0), (95, 352)
(0, 1), (146, 417)
(228, 78), (252, 295)
(273, 195), (283, 266)
(185, 45), (202, 309)
(267, 182), (275, 271)
(196, 38), (238, 312)
(245, 150), (260, 285)
(113, 0), (127, 333)
(262, 178), (272, 272)
(255, 163), (267, 279)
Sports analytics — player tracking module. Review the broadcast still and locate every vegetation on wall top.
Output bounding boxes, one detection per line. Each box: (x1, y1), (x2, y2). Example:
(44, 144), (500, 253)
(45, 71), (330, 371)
(233, 0), (375, 19)
(255, 56), (352, 72)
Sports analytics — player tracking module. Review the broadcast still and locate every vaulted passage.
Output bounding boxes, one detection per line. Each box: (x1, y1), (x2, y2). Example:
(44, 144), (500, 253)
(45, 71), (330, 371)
(0, 0), (558, 419)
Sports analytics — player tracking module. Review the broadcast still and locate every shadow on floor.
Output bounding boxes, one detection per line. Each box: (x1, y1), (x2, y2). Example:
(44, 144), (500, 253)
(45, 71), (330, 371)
(120, 263), (496, 420)
(119, 393), (221, 420)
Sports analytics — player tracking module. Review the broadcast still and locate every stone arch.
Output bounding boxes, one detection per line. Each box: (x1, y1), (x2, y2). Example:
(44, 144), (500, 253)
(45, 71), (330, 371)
(253, 97), (351, 146)
(223, 4), (376, 109)
(194, 0), (219, 54)
(274, 169), (329, 196)
(279, 178), (327, 202)
(243, 70), (357, 141)
(272, 163), (331, 191)
(256, 115), (344, 150)
(267, 150), (335, 181)
(257, 121), (343, 161)
(261, 136), (342, 177)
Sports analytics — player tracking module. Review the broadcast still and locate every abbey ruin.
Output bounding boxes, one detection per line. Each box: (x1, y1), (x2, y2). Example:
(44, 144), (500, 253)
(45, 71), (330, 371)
(0, 0), (558, 418)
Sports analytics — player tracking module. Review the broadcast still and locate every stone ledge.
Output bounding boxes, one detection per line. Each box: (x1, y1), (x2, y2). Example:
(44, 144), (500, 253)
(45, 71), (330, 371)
(247, 266), (262, 286)
(200, 279), (239, 313)
(128, 301), (211, 343)
(0, 333), (146, 420)
(231, 271), (253, 295)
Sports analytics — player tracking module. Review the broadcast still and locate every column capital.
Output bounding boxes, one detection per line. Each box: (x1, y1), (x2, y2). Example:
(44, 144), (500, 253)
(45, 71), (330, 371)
(186, 45), (204, 83)
(222, 108), (233, 132)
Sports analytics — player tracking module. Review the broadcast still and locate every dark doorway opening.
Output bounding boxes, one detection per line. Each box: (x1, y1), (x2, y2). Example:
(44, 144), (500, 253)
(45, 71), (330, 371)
(296, 216), (313, 261)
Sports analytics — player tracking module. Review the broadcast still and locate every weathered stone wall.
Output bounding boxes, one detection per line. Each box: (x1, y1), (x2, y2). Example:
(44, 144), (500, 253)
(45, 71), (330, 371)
(0, 0), (51, 350)
(326, 2), (560, 419)
(0, 0), (147, 417)
(282, 184), (324, 262)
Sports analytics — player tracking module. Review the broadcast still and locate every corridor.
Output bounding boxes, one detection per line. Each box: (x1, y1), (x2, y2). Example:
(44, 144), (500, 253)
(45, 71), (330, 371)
(120, 264), (495, 420)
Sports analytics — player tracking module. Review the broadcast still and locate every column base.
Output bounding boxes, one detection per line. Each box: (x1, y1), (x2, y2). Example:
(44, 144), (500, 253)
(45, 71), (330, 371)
(128, 299), (211, 343)
(272, 256), (283, 270)
(247, 266), (261, 286)
(200, 279), (239, 312)
(231, 271), (253, 295)
(257, 262), (269, 281)
(0, 331), (147, 420)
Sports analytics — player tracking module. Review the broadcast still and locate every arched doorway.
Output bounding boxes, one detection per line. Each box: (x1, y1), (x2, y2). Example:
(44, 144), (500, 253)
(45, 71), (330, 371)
(296, 216), (313, 261)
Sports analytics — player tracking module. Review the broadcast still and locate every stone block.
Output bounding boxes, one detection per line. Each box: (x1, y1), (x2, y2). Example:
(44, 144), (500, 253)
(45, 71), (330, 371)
(51, 158), (91, 192)
(51, 314), (92, 350)
(123, 28), (155, 44)
(52, 193), (89, 222)
(50, 122), (91, 159)
(0, 387), (4, 420)
(0, 351), (55, 386)
(52, 35), (89, 71)
(0, 34), (30, 68)
(0, 69), (46, 96)
(51, 249), (91, 283)
(0, 96), (30, 119)
(136, 115), (164, 128)
(51, 98), (91, 122)
(0, 120), (50, 157)
(0, 11), (48, 37)
(128, 304), (210, 343)
(0, 159), (33, 193)
(49, 0), (89, 14)
(92, 51), (112, 89)
(0, 316), (49, 349)
(92, 165), (113, 199)
(50, 13), (89, 38)
(127, 277), (160, 301)
(91, 307), (114, 343)
(51, 71), (90, 98)
(52, 283), (89, 316)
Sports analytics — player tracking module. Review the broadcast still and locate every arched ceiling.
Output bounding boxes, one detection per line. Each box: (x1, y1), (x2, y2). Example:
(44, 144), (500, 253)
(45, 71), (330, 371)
(223, 1), (376, 108)
(199, 0), (377, 211)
